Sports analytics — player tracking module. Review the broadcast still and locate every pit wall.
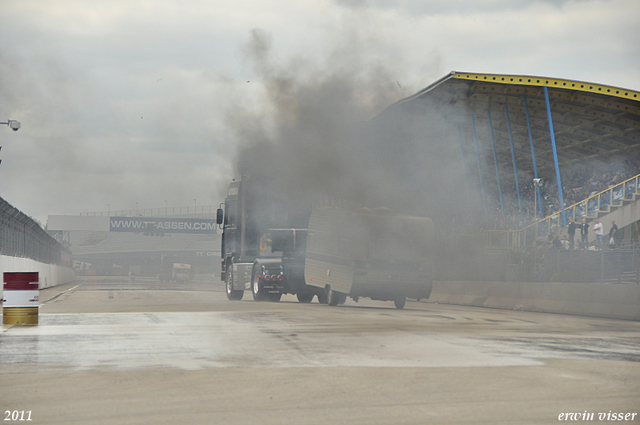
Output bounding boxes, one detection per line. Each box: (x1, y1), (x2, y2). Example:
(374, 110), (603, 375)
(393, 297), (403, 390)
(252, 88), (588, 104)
(0, 255), (75, 289)
(429, 280), (640, 321)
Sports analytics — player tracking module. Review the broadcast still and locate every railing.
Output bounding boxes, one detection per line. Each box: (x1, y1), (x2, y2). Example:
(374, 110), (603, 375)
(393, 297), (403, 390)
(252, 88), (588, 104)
(484, 173), (640, 250)
(563, 173), (639, 221)
(80, 205), (219, 217)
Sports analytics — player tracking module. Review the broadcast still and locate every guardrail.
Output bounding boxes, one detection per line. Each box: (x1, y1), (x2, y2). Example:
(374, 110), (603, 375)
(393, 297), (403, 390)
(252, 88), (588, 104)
(484, 173), (640, 250)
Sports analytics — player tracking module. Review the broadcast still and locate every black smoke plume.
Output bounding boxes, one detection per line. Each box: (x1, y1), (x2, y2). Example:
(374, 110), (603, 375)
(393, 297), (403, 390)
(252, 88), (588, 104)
(225, 29), (479, 232)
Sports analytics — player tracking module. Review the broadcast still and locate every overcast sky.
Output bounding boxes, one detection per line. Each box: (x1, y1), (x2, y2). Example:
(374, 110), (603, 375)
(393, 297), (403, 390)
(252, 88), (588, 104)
(0, 0), (638, 225)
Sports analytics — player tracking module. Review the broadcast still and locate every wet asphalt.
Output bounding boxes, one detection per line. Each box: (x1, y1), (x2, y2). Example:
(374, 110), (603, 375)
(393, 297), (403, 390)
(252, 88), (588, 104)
(1, 276), (639, 424)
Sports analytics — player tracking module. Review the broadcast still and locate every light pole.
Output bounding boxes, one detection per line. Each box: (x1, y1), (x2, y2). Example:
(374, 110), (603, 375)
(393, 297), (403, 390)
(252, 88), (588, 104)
(0, 120), (20, 131)
(165, 200), (167, 215)
(533, 178), (543, 221)
(194, 198), (196, 214)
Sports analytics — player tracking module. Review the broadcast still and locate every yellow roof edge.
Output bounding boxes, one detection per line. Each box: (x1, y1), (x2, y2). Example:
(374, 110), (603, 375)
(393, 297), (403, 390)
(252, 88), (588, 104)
(451, 71), (640, 102)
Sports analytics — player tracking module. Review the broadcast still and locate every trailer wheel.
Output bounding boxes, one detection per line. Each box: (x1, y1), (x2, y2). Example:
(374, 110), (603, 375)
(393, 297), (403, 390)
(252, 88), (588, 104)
(251, 266), (266, 301)
(394, 296), (406, 310)
(296, 292), (314, 303)
(226, 267), (243, 301)
(327, 287), (344, 307)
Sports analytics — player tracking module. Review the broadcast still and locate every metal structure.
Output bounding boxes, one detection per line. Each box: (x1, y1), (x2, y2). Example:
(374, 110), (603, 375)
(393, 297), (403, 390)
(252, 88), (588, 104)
(0, 197), (69, 265)
(384, 71), (640, 229)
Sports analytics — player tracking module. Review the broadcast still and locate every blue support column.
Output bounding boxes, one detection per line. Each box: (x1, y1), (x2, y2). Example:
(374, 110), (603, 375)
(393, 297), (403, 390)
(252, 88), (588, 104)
(457, 123), (471, 200)
(524, 95), (544, 218)
(487, 109), (504, 218)
(472, 116), (488, 216)
(544, 87), (567, 227)
(505, 103), (523, 219)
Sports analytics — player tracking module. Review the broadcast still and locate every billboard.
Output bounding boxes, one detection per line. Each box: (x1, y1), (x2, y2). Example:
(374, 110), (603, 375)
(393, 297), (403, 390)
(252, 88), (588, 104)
(109, 217), (217, 234)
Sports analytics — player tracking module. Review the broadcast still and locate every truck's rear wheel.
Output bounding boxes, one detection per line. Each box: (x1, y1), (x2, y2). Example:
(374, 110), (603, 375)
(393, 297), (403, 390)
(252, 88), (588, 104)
(394, 296), (406, 309)
(296, 292), (314, 303)
(252, 267), (266, 301)
(226, 267), (243, 301)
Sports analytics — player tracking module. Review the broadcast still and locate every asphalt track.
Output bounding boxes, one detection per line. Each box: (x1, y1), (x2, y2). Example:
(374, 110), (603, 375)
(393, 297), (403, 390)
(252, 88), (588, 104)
(1, 276), (639, 424)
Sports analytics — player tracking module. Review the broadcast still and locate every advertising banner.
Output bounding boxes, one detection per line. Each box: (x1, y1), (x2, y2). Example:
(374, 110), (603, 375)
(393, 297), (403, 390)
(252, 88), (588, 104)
(109, 217), (217, 234)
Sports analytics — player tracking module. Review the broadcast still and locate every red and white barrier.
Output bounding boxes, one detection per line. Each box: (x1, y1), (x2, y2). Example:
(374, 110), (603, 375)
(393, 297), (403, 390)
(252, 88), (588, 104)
(2, 272), (39, 325)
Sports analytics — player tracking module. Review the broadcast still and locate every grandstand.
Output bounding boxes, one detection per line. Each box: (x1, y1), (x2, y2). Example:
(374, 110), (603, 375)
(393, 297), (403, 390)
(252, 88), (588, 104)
(375, 71), (640, 284)
(381, 72), (639, 237)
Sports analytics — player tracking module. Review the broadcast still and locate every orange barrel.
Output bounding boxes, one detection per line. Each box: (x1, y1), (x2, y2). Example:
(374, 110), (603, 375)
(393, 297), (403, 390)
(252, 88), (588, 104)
(2, 272), (39, 325)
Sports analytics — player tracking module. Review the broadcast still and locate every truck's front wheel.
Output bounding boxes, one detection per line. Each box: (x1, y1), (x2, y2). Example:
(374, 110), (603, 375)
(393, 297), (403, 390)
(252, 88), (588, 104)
(226, 267), (243, 301)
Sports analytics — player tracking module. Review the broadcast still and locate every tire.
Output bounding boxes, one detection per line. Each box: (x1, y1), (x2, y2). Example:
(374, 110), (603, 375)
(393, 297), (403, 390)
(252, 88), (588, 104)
(252, 266), (266, 301)
(225, 267), (243, 301)
(296, 292), (314, 303)
(327, 287), (342, 307)
(316, 291), (328, 304)
(394, 296), (406, 310)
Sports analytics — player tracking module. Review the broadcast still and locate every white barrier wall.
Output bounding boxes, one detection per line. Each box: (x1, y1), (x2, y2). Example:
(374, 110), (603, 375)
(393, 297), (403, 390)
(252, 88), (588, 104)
(429, 280), (640, 321)
(0, 255), (75, 289)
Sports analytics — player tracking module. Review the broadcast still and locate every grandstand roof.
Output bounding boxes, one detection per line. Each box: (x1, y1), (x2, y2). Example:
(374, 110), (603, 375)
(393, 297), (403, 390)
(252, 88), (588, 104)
(387, 71), (640, 180)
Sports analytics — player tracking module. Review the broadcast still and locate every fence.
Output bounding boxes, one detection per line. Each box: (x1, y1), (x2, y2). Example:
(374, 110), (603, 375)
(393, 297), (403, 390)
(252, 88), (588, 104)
(0, 197), (69, 265)
(531, 242), (640, 284)
(435, 234), (639, 284)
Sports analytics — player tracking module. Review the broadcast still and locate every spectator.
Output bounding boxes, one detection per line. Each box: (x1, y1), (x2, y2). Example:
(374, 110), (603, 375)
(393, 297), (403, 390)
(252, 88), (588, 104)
(609, 220), (618, 248)
(593, 219), (603, 250)
(579, 218), (589, 249)
(567, 217), (578, 250)
(548, 233), (563, 250)
(552, 234), (563, 250)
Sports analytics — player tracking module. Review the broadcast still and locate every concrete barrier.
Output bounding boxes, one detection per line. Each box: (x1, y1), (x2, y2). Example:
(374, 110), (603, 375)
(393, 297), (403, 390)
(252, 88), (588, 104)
(0, 256), (74, 289)
(429, 280), (640, 321)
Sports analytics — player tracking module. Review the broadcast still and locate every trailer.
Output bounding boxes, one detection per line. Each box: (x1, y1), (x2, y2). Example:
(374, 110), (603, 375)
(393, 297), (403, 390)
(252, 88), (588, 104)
(304, 207), (433, 309)
(217, 176), (433, 308)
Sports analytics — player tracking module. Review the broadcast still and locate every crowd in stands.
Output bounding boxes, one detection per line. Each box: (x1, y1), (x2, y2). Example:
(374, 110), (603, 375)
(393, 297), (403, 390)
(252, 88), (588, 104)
(485, 157), (640, 230)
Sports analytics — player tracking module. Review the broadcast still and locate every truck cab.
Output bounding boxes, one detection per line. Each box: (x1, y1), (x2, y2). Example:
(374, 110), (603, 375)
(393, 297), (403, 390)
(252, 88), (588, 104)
(217, 176), (317, 302)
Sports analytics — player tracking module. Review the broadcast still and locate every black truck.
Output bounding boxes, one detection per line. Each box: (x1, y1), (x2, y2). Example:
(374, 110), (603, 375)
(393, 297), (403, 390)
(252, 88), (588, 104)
(217, 176), (433, 308)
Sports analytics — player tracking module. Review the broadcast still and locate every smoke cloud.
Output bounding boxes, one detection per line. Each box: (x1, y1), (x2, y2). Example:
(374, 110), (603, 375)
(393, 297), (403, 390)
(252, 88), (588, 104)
(224, 28), (478, 231)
